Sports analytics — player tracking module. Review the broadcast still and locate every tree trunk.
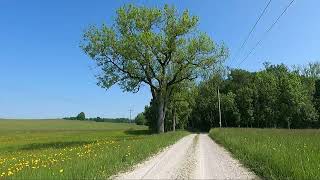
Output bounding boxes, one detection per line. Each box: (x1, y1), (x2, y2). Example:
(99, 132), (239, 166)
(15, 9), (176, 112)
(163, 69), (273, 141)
(287, 119), (291, 129)
(157, 97), (165, 133)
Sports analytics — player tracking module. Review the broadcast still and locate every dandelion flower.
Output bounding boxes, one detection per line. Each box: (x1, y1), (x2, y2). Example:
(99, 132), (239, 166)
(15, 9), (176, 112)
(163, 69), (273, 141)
(59, 169), (64, 173)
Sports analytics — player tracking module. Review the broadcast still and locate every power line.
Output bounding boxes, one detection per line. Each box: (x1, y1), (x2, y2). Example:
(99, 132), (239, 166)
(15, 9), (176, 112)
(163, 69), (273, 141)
(230, 0), (272, 66)
(237, 0), (295, 67)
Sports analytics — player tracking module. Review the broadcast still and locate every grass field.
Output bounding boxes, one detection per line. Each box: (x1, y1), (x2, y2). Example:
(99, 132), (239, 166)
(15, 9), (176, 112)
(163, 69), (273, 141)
(0, 119), (189, 179)
(209, 128), (320, 180)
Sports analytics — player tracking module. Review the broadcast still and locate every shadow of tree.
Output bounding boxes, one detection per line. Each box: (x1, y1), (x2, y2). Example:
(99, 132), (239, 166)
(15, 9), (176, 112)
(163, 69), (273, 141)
(20, 141), (93, 151)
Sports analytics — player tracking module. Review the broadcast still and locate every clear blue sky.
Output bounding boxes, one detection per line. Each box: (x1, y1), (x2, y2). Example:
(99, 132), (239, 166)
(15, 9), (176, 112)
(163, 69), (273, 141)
(1, 0), (319, 119)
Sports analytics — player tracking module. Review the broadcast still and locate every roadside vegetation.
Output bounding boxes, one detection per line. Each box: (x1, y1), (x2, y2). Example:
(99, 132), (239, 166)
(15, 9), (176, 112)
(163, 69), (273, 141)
(0, 120), (188, 179)
(209, 128), (320, 180)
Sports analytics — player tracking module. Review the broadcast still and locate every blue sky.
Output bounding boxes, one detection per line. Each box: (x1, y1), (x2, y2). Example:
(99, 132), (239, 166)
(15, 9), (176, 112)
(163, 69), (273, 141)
(1, 0), (320, 119)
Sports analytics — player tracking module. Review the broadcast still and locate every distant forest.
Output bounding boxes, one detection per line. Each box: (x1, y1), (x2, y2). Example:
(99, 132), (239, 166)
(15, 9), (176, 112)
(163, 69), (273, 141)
(64, 112), (131, 123)
(139, 62), (320, 131)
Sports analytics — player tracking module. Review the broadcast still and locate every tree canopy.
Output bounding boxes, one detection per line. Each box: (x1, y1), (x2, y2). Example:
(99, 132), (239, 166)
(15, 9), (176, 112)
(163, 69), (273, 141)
(81, 4), (319, 132)
(141, 62), (320, 131)
(76, 112), (86, 121)
(81, 4), (227, 133)
(188, 63), (319, 130)
(135, 113), (146, 125)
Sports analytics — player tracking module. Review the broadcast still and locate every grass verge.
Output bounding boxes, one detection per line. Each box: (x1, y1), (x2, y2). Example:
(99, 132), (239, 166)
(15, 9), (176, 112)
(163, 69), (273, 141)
(0, 120), (189, 179)
(209, 128), (320, 180)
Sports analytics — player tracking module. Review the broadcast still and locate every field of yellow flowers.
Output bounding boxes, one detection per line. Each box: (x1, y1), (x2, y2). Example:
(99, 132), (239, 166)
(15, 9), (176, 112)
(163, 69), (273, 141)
(0, 120), (189, 179)
(210, 128), (320, 180)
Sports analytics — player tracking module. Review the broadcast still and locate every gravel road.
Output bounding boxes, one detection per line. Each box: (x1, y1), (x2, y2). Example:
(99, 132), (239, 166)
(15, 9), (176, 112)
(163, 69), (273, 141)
(114, 134), (257, 179)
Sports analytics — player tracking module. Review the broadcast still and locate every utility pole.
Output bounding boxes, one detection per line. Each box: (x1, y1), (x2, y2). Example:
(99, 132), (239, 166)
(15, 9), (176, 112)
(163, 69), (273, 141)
(218, 86), (222, 128)
(129, 108), (133, 123)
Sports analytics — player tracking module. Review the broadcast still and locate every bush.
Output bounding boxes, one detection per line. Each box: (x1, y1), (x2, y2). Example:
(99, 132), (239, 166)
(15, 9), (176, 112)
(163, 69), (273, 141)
(135, 113), (146, 125)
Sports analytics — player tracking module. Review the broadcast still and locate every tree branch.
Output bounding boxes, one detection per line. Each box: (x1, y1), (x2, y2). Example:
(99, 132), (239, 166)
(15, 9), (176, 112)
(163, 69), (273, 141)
(104, 56), (157, 90)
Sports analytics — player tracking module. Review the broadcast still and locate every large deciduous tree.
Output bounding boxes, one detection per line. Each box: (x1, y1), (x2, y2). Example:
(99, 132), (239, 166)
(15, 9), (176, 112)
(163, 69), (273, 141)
(81, 4), (227, 133)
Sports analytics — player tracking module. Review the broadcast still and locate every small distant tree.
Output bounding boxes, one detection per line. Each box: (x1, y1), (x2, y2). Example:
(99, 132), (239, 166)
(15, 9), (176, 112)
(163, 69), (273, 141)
(135, 113), (146, 125)
(76, 112), (86, 120)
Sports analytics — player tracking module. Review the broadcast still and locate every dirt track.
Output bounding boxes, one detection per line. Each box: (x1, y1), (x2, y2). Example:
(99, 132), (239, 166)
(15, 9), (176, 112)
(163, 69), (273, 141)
(114, 134), (256, 179)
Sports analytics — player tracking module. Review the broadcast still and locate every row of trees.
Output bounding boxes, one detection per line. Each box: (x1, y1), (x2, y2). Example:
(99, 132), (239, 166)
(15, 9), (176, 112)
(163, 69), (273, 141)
(87, 117), (131, 123)
(191, 63), (320, 130)
(64, 112), (131, 123)
(63, 112), (86, 120)
(139, 62), (320, 131)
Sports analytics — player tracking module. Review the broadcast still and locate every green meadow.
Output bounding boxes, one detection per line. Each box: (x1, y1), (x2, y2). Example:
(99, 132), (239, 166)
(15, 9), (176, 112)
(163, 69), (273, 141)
(0, 119), (188, 179)
(210, 128), (320, 180)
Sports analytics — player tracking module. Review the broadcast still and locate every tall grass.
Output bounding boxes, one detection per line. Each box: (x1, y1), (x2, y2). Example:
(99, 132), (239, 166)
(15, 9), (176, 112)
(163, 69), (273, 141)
(209, 128), (320, 180)
(0, 120), (189, 179)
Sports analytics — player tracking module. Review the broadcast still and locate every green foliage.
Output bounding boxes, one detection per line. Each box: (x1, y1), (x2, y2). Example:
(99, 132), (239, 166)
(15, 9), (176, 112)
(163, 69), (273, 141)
(143, 101), (158, 132)
(87, 117), (130, 123)
(63, 116), (131, 123)
(190, 62), (319, 130)
(294, 61), (320, 79)
(210, 128), (320, 180)
(81, 2), (320, 131)
(76, 112), (86, 120)
(135, 113), (146, 125)
(64, 112), (87, 121)
(81, 4), (227, 133)
(190, 75), (221, 131)
(313, 79), (320, 125)
(0, 120), (188, 179)
(221, 92), (240, 127)
(165, 82), (195, 131)
(143, 82), (196, 132)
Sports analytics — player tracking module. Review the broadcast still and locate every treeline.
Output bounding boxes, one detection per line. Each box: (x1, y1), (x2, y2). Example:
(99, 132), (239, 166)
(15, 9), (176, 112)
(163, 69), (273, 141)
(63, 112), (86, 120)
(64, 112), (131, 123)
(139, 62), (320, 131)
(87, 117), (131, 123)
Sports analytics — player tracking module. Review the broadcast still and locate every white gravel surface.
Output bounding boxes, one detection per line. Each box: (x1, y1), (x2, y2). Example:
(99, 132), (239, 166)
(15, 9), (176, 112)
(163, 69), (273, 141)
(113, 134), (257, 179)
